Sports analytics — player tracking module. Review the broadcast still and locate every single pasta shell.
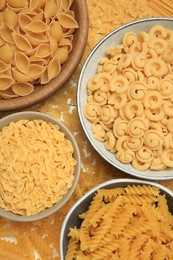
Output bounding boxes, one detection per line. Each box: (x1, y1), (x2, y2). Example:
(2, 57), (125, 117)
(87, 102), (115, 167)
(14, 51), (30, 74)
(34, 43), (51, 58)
(12, 82), (34, 96)
(30, 57), (46, 66)
(33, 10), (44, 20)
(0, 60), (10, 73)
(0, 74), (15, 90)
(29, 0), (45, 11)
(59, 37), (73, 52)
(18, 13), (32, 32)
(0, 88), (18, 99)
(57, 12), (79, 29)
(61, 0), (73, 10)
(44, 0), (57, 19)
(54, 46), (68, 64)
(1, 23), (15, 44)
(47, 55), (61, 80)
(12, 33), (33, 52)
(12, 68), (29, 83)
(27, 64), (45, 81)
(26, 32), (49, 46)
(4, 8), (18, 29)
(49, 21), (63, 42)
(40, 68), (49, 84)
(25, 20), (50, 33)
(0, 43), (13, 63)
(6, 0), (28, 8)
(49, 35), (58, 55)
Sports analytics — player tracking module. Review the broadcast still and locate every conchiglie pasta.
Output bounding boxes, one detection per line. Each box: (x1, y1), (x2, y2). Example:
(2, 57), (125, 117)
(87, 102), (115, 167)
(0, 0), (79, 98)
(84, 25), (173, 171)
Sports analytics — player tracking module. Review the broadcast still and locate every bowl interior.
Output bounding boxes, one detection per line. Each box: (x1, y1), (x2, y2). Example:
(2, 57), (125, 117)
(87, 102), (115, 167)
(60, 178), (173, 259)
(0, 112), (81, 222)
(77, 17), (173, 180)
(0, 0), (88, 111)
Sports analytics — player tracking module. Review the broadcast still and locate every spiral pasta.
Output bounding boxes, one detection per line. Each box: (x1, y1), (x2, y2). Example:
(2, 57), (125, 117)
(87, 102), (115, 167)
(84, 25), (173, 171)
(66, 185), (173, 259)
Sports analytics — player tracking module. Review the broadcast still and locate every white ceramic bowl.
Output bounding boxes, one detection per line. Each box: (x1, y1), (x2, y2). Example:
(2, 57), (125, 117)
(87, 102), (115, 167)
(77, 17), (173, 180)
(0, 111), (81, 221)
(60, 178), (173, 259)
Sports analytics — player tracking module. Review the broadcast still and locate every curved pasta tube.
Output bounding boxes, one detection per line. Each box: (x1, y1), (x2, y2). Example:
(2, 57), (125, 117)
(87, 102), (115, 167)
(100, 105), (116, 124)
(161, 149), (173, 167)
(144, 130), (163, 150)
(163, 102), (173, 117)
(143, 91), (163, 109)
(118, 53), (132, 68)
(149, 25), (167, 39)
(84, 103), (101, 122)
(116, 149), (135, 163)
(109, 75), (129, 94)
(148, 38), (167, 55)
(123, 68), (137, 84)
(125, 137), (143, 151)
(113, 119), (128, 138)
(150, 157), (166, 170)
(123, 32), (138, 46)
(115, 135), (129, 152)
(108, 92), (127, 109)
(127, 117), (148, 138)
(92, 123), (106, 142)
(88, 73), (111, 92)
(132, 158), (151, 171)
(146, 76), (159, 90)
(93, 90), (109, 106)
(128, 81), (147, 101)
(132, 53), (146, 70)
(138, 31), (150, 44)
(104, 131), (116, 152)
(157, 79), (173, 99)
(145, 107), (165, 121)
(124, 100), (144, 119)
(167, 118), (173, 134)
(144, 58), (167, 77)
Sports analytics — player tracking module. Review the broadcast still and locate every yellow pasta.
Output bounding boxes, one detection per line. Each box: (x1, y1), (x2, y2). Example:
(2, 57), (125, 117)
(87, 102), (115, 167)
(66, 185), (173, 259)
(0, 119), (76, 216)
(84, 25), (173, 171)
(0, 0), (79, 99)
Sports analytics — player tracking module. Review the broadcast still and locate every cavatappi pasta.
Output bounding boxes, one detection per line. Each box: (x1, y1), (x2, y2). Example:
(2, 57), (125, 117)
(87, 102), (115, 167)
(0, 0), (78, 99)
(84, 25), (173, 171)
(0, 119), (76, 216)
(66, 185), (173, 260)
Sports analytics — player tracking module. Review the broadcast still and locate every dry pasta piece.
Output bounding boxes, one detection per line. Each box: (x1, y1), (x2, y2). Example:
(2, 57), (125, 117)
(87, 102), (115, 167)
(66, 185), (173, 259)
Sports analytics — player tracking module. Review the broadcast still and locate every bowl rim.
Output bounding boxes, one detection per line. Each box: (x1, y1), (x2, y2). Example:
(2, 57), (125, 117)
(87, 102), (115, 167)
(0, 0), (89, 111)
(0, 111), (81, 222)
(77, 17), (173, 181)
(60, 177), (173, 259)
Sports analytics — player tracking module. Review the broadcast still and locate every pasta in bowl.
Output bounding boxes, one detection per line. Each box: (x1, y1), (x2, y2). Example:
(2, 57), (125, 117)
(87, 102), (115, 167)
(0, 0), (88, 111)
(77, 17), (173, 180)
(60, 178), (173, 260)
(0, 111), (81, 221)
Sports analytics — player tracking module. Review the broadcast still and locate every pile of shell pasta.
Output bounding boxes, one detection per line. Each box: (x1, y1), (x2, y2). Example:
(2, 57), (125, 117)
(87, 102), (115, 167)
(84, 25), (173, 171)
(0, 0), (78, 98)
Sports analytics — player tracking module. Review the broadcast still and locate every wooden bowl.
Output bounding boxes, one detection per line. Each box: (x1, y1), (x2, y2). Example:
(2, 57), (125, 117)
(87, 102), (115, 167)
(0, 1), (88, 111)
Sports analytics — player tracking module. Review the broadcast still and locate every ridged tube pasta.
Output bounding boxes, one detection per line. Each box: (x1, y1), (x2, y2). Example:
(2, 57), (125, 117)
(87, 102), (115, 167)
(108, 93), (127, 109)
(161, 149), (173, 167)
(148, 38), (167, 55)
(113, 120), (128, 138)
(128, 81), (147, 101)
(84, 103), (101, 122)
(123, 32), (138, 46)
(144, 58), (167, 77)
(124, 100), (144, 119)
(149, 25), (167, 39)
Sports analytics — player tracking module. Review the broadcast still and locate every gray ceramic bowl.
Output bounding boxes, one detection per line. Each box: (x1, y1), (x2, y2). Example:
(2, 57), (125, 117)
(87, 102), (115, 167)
(0, 111), (81, 222)
(77, 17), (173, 180)
(60, 178), (173, 259)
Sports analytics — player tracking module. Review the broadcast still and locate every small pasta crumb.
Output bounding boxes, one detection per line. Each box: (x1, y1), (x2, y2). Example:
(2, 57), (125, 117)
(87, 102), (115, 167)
(0, 119), (76, 216)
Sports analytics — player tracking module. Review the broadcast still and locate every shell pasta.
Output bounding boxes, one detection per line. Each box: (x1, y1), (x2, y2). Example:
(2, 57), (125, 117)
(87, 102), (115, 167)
(0, 0), (78, 99)
(84, 25), (173, 171)
(66, 185), (173, 260)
